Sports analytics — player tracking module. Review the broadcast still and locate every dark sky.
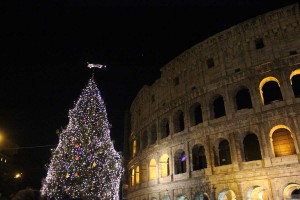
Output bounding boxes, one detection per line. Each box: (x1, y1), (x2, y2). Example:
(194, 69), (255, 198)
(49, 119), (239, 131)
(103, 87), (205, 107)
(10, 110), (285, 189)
(0, 0), (298, 189)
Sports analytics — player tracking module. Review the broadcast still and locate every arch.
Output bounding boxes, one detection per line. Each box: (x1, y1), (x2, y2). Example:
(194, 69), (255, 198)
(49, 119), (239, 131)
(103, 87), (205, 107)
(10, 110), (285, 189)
(243, 133), (262, 161)
(283, 183), (300, 200)
(174, 110), (185, 133)
(212, 95), (226, 118)
(195, 192), (209, 200)
(290, 69), (300, 98)
(218, 189), (236, 200)
(162, 195), (171, 200)
(135, 166), (140, 185)
(150, 124), (157, 145)
(161, 118), (170, 139)
(190, 102), (203, 126)
(177, 194), (188, 200)
(246, 186), (269, 200)
(235, 88), (253, 110)
(270, 126), (296, 157)
(174, 149), (186, 174)
(159, 154), (170, 178)
(149, 159), (157, 180)
(192, 144), (207, 171)
(131, 168), (135, 187)
(219, 139), (232, 166)
(259, 77), (283, 105)
(141, 131), (148, 150)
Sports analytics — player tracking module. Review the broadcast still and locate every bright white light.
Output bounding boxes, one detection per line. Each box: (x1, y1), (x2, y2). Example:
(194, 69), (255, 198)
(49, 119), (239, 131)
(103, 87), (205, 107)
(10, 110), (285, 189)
(14, 173), (22, 179)
(87, 63), (106, 69)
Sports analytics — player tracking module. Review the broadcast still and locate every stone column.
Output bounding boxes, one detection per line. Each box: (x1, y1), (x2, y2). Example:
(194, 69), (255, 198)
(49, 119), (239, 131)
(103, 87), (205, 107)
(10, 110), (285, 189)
(229, 132), (240, 171)
(260, 124), (272, 167)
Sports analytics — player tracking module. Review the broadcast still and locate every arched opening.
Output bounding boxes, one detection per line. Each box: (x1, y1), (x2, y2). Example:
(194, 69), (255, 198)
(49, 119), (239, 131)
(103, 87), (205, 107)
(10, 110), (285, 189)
(132, 139), (137, 157)
(135, 166), (140, 185)
(213, 95), (226, 118)
(219, 140), (232, 166)
(174, 110), (185, 133)
(177, 194), (188, 200)
(247, 186), (269, 200)
(272, 127), (296, 157)
(243, 133), (262, 161)
(161, 118), (170, 139)
(235, 88), (253, 110)
(162, 195), (171, 200)
(174, 149), (186, 174)
(131, 168), (135, 187)
(150, 124), (157, 145)
(159, 154), (170, 178)
(190, 103), (203, 126)
(292, 189), (300, 198)
(218, 189), (236, 200)
(195, 193), (209, 200)
(290, 69), (300, 98)
(149, 159), (157, 180)
(192, 144), (207, 171)
(283, 183), (300, 200)
(141, 131), (148, 150)
(259, 77), (283, 105)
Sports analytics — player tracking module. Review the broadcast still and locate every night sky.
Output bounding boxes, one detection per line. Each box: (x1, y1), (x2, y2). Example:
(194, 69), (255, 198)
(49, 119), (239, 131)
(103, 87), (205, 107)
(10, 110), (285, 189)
(1, 0), (298, 190)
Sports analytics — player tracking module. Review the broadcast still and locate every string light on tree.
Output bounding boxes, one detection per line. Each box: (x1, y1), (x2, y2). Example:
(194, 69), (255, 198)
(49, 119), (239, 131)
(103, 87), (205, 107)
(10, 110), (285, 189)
(41, 64), (123, 199)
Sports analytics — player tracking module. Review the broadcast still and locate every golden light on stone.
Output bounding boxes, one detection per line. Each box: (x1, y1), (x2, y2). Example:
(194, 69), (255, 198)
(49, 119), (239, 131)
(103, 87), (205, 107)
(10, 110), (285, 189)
(259, 76), (280, 104)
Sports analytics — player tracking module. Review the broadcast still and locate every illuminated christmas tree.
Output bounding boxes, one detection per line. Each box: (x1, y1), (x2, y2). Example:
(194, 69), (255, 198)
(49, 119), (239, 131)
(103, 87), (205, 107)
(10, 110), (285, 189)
(41, 76), (123, 199)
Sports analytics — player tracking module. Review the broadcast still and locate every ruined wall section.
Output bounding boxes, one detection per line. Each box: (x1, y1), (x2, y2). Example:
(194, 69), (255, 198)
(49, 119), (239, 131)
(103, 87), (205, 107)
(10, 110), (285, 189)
(130, 3), (300, 136)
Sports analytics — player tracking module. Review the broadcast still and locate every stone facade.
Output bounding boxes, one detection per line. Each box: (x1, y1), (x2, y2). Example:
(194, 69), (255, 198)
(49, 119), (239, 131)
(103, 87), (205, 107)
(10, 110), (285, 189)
(125, 4), (300, 200)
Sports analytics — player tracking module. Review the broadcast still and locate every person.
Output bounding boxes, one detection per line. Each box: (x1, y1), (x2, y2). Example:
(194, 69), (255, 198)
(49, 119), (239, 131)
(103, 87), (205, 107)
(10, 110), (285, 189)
(11, 188), (41, 200)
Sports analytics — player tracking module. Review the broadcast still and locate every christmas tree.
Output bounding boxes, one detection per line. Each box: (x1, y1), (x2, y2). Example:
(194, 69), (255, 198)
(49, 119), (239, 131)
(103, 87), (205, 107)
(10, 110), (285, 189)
(41, 76), (123, 199)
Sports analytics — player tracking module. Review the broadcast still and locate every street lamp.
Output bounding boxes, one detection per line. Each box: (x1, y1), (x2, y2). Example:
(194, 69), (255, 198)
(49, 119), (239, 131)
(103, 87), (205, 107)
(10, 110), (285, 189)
(14, 172), (22, 179)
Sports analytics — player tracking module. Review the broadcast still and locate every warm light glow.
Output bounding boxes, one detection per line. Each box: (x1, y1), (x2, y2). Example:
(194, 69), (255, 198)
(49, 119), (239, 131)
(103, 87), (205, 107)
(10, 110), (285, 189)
(131, 169), (135, 187)
(159, 154), (169, 178)
(259, 76), (280, 104)
(0, 133), (4, 144)
(218, 189), (236, 200)
(290, 69), (300, 84)
(14, 173), (22, 179)
(272, 127), (296, 157)
(247, 186), (268, 200)
(135, 166), (140, 185)
(269, 124), (291, 137)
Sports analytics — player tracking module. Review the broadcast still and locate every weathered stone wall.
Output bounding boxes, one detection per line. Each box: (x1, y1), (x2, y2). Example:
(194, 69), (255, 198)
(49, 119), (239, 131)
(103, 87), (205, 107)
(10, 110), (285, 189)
(127, 3), (300, 200)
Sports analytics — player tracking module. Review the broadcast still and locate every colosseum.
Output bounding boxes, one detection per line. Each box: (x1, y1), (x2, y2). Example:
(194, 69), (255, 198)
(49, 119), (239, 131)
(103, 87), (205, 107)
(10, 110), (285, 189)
(124, 3), (300, 200)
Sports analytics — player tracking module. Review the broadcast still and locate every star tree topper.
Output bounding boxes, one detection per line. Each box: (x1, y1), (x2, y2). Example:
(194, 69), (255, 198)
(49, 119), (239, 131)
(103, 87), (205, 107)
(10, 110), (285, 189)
(87, 62), (106, 69)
